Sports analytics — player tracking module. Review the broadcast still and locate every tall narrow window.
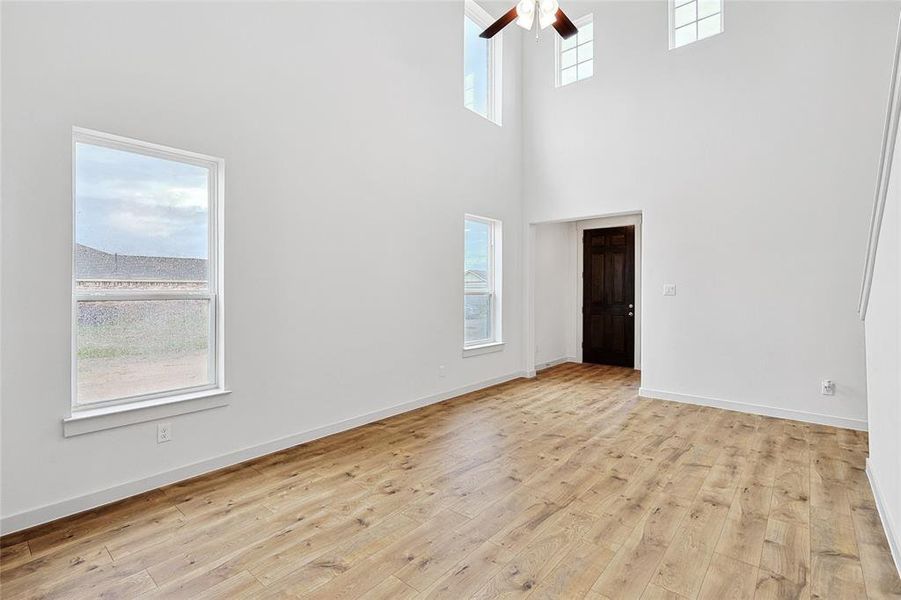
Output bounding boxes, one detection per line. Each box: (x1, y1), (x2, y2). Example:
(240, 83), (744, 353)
(464, 215), (502, 352)
(557, 14), (594, 87)
(464, 0), (503, 125)
(670, 0), (723, 49)
(72, 128), (224, 409)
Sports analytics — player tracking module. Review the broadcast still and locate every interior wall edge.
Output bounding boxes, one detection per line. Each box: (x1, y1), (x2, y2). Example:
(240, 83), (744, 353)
(867, 458), (901, 578)
(0, 368), (528, 535)
(860, 11), (901, 320)
(638, 386), (869, 432)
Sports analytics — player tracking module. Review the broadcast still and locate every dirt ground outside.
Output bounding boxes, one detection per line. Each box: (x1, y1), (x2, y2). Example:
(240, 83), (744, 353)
(77, 351), (209, 404)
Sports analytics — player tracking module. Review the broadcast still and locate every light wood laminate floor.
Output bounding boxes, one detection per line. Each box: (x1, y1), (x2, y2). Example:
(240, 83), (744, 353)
(2, 363), (900, 599)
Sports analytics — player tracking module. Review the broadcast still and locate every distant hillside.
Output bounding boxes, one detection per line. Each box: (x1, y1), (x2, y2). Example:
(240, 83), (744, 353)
(76, 244), (206, 281)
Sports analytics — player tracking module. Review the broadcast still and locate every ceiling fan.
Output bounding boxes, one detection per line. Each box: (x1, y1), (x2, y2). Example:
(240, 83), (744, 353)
(480, 0), (578, 40)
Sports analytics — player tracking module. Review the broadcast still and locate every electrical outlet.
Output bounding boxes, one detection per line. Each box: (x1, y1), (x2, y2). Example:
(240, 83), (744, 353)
(157, 422), (172, 444)
(663, 284), (676, 296)
(438, 365), (446, 379)
(821, 380), (835, 396)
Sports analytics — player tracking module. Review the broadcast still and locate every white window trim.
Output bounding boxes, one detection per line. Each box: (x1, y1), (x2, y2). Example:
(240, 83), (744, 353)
(555, 13), (594, 88)
(464, 0), (503, 126)
(464, 214), (503, 355)
(66, 127), (227, 436)
(463, 341), (506, 358)
(668, 0), (724, 50)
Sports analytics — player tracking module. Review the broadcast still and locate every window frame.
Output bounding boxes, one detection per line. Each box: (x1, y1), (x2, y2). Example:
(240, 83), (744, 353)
(555, 13), (594, 88)
(464, 0), (503, 126)
(69, 127), (226, 416)
(669, 0), (724, 50)
(463, 214), (503, 354)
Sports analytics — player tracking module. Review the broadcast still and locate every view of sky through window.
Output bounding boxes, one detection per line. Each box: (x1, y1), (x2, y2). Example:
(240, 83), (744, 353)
(463, 15), (490, 118)
(464, 219), (490, 277)
(75, 142), (209, 259)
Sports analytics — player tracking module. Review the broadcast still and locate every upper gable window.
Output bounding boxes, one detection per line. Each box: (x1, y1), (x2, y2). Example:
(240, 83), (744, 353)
(463, 0), (503, 125)
(670, 0), (723, 49)
(556, 14), (594, 87)
(72, 128), (224, 410)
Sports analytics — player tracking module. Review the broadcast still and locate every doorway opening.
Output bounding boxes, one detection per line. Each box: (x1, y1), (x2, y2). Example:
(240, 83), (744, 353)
(530, 212), (641, 374)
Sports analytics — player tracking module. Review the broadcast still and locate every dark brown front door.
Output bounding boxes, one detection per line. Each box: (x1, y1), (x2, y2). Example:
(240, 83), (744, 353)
(582, 226), (635, 368)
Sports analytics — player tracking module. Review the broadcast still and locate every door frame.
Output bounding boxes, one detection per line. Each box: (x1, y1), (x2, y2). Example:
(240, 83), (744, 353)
(524, 211), (642, 376)
(574, 215), (642, 368)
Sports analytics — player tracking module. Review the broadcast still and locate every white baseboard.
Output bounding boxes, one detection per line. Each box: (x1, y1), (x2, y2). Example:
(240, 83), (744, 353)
(867, 459), (901, 579)
(1, 370), (528, 535)
(534, 356), (575, 371)
(638, 387), (868, 431)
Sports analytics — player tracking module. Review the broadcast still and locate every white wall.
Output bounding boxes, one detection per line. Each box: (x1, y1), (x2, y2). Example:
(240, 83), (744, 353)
(3, 0), (900, 536)
(0, 1), (524, 531)
(524, 0), (900, 429)
(534, 222), (572, 367)
(864, 65), (901, 571)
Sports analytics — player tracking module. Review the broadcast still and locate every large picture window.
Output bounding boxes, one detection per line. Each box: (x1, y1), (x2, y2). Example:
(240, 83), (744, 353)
(72, 128), (224, 410)
(464, 215), (502, 351)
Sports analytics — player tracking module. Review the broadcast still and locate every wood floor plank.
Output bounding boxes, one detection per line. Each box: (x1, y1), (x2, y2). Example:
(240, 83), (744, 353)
(697, 552), (757, 600)
(760, 519), (811, 586)
(715, 483), (772, 566)
(1, 363), (898, 600)
(755, 566), (811, 600)
(589, 493), (691, 599)
(525, 538), (616, 600)
(418, 540), (513, 599)
(0, 541), (32, 573)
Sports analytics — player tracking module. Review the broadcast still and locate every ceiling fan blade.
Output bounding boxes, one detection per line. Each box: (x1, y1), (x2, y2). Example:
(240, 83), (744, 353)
(552, 8), (578, 40)
(480, 6), (518, 39)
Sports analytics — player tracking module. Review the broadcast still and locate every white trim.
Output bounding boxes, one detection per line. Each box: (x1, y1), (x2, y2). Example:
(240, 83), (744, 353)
(535, 356), (576, 371)
(70, 127), (226, 412)
(1, 370), (527, 535)
(638, 387), (868, 431)
(63, 388), (231, 437)
(860, 13), (901, 320)
(463, 341), (506, 358)
(866, 459), (901, 579)
(464, 0), (503, 126)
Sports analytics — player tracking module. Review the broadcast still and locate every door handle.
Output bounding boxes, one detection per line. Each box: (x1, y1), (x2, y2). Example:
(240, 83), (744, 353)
(628, 304), (633, 308)
(628, 312), (634, 317)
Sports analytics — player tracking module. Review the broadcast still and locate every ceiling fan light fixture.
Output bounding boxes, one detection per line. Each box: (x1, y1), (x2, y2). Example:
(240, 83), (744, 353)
(515, 0), (535, 30)
(478, 0), (575, 40)
(538, 0), (559, 29)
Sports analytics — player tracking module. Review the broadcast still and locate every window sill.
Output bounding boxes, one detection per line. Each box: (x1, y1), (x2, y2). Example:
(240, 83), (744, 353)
(462, 342), (505, 358)
(63, 388), (231, 437)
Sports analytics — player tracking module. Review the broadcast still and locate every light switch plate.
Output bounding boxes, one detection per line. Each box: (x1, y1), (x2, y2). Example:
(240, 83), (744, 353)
(663, 284), (676, 296)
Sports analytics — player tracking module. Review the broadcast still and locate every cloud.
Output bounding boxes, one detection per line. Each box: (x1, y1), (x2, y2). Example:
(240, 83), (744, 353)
(75, 143), (210, 258)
